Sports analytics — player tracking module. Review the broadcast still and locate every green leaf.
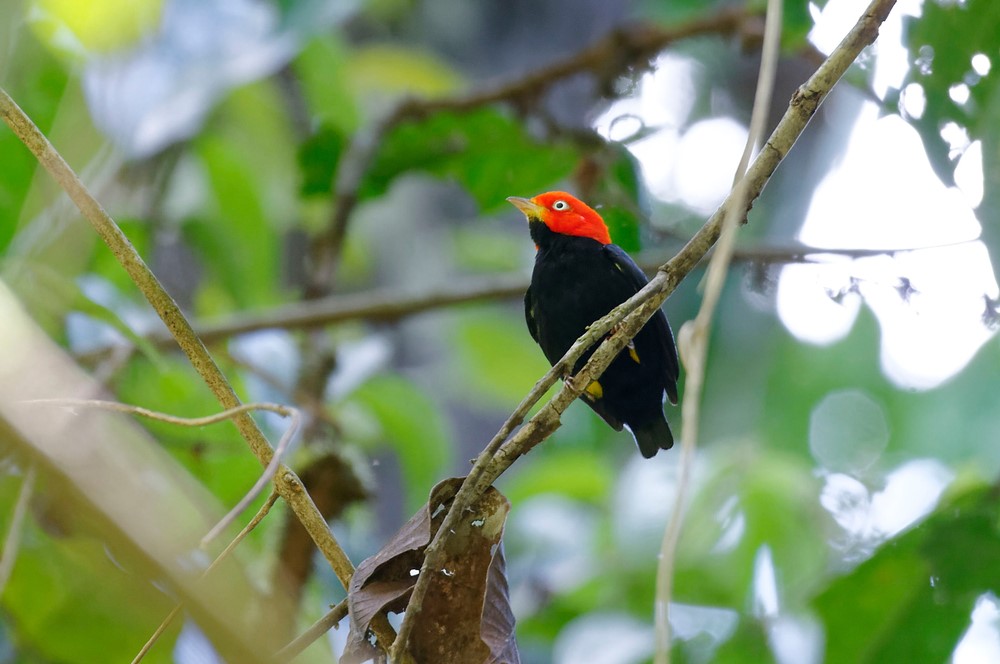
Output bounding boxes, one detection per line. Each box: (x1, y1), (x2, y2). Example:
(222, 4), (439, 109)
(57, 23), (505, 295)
(298, 123), (346, 197)
(347, 44), (462, 98)
(0, 34), (69, 253)
(351, 374), (453, 511)
(71, 284), (166, 366)
(594, 146), (645, 252)
(361, 108), (577, 211)
(29, 0), (164, 56)
(188, 137), (279, 309)
(900, 0), (1000, 186)
(674, 448), (828, 610)
(4, 525), (176, 663)
(112, 355), (268, 506)
(640, 0), (729, 23)
(814, 483), (1000, 663)
(293, 35), (360, 132)
(708, 617), (771, 664)
(780, 0), (823, 50)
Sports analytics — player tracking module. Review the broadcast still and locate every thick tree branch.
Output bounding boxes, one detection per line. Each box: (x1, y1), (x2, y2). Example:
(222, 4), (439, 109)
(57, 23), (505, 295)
(0, 88), (397, 650)
(392, 0), (898, 658)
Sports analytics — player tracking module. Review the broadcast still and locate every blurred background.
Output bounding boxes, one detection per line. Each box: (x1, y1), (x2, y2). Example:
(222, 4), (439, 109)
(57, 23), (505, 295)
(2, 0), (1000, 662)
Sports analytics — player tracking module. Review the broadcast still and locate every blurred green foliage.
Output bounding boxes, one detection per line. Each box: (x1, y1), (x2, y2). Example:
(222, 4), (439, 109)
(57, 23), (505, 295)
(1, 0), (1000, 662)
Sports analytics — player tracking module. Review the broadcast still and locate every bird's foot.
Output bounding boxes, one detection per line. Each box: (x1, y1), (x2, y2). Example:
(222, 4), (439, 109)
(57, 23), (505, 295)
(566, 372), (589, 393)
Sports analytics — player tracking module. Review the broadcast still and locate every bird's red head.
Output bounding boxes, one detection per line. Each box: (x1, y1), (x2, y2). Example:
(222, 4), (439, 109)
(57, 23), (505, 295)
(506, 191), (612, 245)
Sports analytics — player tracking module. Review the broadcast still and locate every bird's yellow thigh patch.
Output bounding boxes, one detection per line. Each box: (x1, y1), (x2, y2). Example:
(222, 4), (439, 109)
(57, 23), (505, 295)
(585, 380), (603, 400)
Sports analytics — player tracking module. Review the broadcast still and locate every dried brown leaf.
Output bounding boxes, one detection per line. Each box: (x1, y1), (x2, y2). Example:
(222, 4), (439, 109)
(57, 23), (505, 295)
(342, 478), (518, 664)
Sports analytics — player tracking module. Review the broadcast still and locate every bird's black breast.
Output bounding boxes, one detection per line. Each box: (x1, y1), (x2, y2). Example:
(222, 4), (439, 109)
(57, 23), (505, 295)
(524, 224), (679, 417)
(527, 233), (631, 367)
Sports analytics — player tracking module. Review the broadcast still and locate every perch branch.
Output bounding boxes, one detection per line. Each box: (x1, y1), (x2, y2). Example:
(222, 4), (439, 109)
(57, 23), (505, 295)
(22, 399), (300, 547)
(391, 0), (898, 658)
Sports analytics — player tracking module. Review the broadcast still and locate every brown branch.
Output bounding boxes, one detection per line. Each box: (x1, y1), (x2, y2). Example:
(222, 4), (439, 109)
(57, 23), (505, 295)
(78, 235), (969, 366)
(270, 454), (367, 642)
(200, 273), (529, 344)
(21, 398), (300, 547)
(391, 0), (898, 658)
(306, 6), (752, 297)
(0, 88), (397, 651)
(657, 0), (784, 657)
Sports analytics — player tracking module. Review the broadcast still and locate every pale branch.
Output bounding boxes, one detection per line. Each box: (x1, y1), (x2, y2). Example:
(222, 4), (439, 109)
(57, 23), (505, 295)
(21, 399), (300, 548)
(276, 599), (349, 661)
(0, 89), (397, 650)
(391, 0), (898, 658)
(657, 0), (785, 658)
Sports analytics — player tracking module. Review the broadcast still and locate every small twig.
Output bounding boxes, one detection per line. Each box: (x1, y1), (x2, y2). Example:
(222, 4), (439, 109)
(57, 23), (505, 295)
(21, 398), (299, 546)
(227, 354), (343, 434)
(0, 465), (36, 598)
(391, 0), (898, 657)
(198, 409), (298, 547)
(132, 489), (281, 664)
(275, 598), (349, 661)
(131, 605), (183, 664)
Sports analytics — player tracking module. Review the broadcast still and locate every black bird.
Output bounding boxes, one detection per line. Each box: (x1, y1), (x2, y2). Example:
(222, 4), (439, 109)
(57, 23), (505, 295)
(508, 191), (680, 458)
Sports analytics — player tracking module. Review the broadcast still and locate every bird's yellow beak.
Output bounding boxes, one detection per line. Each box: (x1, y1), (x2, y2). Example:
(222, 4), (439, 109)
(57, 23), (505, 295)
(506, 196), (546, 220)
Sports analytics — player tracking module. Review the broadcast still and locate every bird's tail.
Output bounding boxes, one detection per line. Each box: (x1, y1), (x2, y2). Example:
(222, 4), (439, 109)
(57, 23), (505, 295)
(630, 415), (674, 458)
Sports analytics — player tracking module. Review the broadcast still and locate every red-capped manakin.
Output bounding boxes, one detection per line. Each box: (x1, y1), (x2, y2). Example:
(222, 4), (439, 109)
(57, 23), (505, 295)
(508, 191), (679, 458)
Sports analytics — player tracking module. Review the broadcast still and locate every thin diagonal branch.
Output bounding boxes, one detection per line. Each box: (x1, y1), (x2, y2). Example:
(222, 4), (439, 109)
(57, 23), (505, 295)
(275, 599), (349, 661)
(20, 399), (300, 547)
(0, 88), (397, 651)
(391, 0), (898, 658)
(132, 489), (281, 664)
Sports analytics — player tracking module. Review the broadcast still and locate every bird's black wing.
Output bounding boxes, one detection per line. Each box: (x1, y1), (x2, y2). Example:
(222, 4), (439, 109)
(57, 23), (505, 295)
(524, 286), (539, 344)
(601, 244), (680, 399)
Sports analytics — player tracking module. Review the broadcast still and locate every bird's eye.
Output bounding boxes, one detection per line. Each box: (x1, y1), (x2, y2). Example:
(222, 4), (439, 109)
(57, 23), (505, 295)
(552, 200), (569, 211)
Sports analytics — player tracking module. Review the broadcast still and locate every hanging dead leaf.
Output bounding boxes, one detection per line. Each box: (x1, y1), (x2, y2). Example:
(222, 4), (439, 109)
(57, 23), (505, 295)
(342, 477), (518, 664)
